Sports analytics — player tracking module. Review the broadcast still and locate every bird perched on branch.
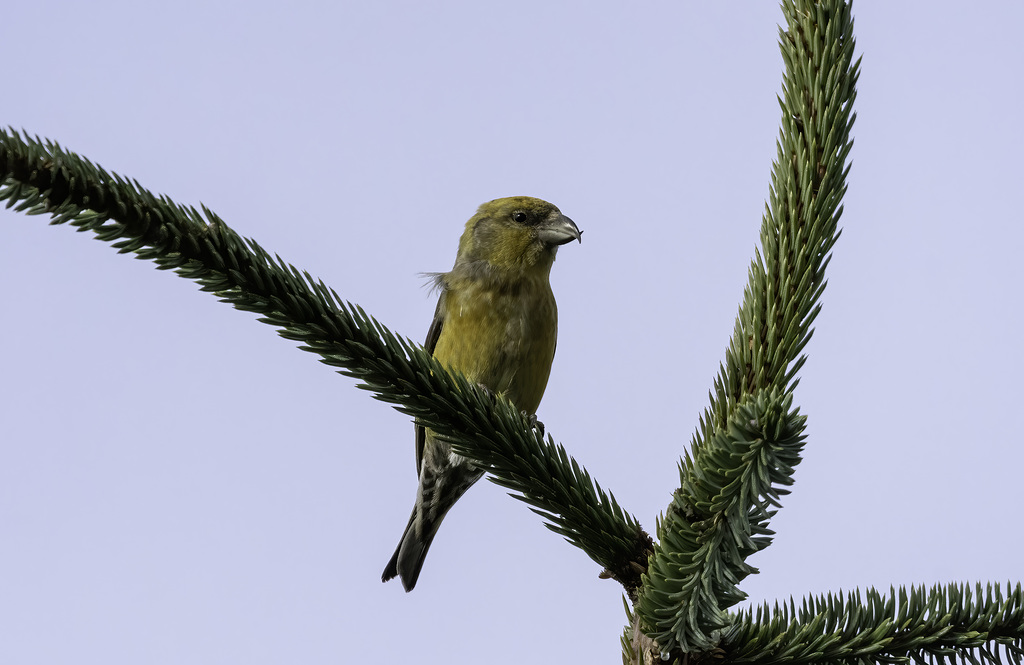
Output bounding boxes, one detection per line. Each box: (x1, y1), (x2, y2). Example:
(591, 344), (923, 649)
(382, 196), (582, 591)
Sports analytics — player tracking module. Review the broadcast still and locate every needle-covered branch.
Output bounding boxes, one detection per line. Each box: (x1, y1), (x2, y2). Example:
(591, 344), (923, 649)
(0, 128), (651, 592)
(726, 583), (1024, 665)
(634, 0), (860, 658)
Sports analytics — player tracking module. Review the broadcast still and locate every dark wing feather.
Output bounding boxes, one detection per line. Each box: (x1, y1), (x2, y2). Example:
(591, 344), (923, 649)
(415, 287), (447, 472)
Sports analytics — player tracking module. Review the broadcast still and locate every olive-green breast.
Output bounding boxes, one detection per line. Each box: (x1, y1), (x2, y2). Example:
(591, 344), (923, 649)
(433, 276), (557, 415)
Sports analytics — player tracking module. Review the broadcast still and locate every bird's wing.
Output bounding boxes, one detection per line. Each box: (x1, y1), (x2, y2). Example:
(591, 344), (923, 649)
(415, 287), (447, 473)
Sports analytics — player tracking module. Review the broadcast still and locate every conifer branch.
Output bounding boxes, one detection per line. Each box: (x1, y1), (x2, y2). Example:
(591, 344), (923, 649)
(634, 0), (860, 658)
(725, 583), (1024, 665)
(0, 128), (651, 591)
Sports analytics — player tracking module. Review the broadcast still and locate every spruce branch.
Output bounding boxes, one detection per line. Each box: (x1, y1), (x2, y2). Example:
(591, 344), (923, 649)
(634, 0), (860, 657)
(0, 128), (651, 592)
(725, 583), (1024, 665)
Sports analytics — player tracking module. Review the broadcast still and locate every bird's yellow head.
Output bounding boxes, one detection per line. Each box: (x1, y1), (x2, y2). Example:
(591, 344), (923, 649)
(453, 196), (581, 276)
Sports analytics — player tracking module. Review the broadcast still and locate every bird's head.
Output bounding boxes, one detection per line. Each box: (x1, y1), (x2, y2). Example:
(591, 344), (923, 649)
(454, 196), (581, 276)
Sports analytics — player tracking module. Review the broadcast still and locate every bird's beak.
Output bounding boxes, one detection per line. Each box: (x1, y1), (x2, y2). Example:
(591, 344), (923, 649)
(537, 214), (582, 246)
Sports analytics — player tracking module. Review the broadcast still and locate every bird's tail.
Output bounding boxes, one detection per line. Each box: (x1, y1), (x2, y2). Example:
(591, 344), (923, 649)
(382, 458), (484, 591)
(381, 508), (444, 592)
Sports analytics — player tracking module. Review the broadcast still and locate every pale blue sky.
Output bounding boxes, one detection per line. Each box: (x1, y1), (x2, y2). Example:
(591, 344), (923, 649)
(2, 3), (1022, 663)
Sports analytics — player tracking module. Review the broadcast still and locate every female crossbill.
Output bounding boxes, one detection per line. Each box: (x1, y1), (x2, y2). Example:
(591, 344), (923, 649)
(382, 196), (581, 591)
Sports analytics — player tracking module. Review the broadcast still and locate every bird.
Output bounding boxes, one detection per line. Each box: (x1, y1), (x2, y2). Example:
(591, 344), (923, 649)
(382, 196), (582, 592)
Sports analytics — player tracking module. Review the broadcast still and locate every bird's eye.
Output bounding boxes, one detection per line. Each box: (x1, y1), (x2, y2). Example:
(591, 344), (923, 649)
(512, 211), (528, 224)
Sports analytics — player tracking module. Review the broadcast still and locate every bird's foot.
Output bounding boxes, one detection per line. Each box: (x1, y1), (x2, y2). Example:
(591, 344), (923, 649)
(522, 411), (545, 437)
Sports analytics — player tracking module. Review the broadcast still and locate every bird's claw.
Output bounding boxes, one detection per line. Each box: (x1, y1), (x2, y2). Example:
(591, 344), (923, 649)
(522, 411), (545, 437)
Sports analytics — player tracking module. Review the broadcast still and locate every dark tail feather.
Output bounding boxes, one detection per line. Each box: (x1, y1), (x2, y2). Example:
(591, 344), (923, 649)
(382, 463), (480, 591)
(381, 511), (441, 592)
(381, 544), (403, 586)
